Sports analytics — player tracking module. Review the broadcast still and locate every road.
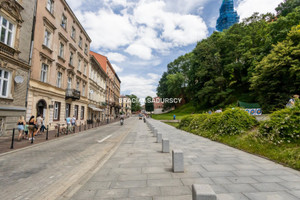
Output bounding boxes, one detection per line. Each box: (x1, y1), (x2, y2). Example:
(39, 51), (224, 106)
(0, 118), (135, 200)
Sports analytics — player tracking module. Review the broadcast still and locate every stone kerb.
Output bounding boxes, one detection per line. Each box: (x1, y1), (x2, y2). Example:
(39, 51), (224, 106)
(162, 138), (169, 153)
(172, 149), (184, 173)
(192, 184), (217, 200)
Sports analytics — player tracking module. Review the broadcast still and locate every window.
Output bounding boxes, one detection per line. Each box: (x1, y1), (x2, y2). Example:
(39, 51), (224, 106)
(56, 72), (62, 88)
(84, 44), (88, 54)
(59, 42), (64, 58)
(40, 63), (48, 83)
(0, 68), (10, 98)
(67, 77), (72, 89)
(76, 81), (79, 90)
(77, 59), (81, 71)
(84, 64), (87, 75)
(82, 83), (85, 96)
(46, 0), (54, 14)
(65, 103), (70, 118)
(61, 14), (67, 29)
(0, 16), (14, 47)
(71, 26), (76, 39)
(79, 36), (82, 48)
(43, 29), (51, 48)
(74, 105), (78, 120)
(81, 106), (84, 120)
(53, 102), (61, 121)
(69, 52), (73, 65)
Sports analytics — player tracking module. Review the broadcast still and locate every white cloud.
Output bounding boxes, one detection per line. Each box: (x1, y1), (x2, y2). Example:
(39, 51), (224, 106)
(66, 0), (84, 10)
(125, 43), (153, 60)
(106, 52), (127, 62)
(120, 73), (161, 99)
(70, 0), (208, 60)
(77, 9), (136, 50)
(237, 0), (282, 20)
(112, 63), (124, 73)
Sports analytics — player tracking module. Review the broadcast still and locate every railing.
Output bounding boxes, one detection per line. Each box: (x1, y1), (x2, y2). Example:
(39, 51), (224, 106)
(65, 89), (80, 100)
(0, 42), (16, 56)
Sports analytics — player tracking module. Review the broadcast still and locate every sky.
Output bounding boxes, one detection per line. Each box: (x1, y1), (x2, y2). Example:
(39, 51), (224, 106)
(66, 0), (284, 100)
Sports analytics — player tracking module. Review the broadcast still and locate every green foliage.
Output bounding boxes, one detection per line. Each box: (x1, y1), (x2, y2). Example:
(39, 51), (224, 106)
(259, 100), (300, 144)
(251, 25), (300, 111)
(178, 115), (195, 131)
(152, 102), (197, 120)
(126, 94), (141, 112)
(157, 2), (300, 113)
(145, 96), (154, 112)
(276, 0), (300, 16)
(178, 108), (257, 136)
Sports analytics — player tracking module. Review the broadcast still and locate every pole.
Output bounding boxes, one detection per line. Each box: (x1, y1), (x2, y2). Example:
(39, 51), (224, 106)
(10, 128), (15, 149)
(57, 124), (60, 137)
(46, 125), (49, 140)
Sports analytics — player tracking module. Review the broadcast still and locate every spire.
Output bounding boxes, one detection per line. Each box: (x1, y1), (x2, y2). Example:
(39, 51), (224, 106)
(216, 0), (239, 32)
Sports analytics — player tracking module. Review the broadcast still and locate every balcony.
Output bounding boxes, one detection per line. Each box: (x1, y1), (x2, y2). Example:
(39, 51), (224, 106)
(65, 89), (80, 100)
(0, 42), (17, 57)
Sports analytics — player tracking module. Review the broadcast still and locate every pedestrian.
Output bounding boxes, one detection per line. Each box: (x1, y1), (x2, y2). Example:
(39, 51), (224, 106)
(17, 116), (26, 141)
(66, 116), (72, 132)
(28, 116), (36, 140)
(36, 114), (43, 135)
(71, 115), (76, 132)
(173, 114), (176, 120)
(24, 122), (29, 139)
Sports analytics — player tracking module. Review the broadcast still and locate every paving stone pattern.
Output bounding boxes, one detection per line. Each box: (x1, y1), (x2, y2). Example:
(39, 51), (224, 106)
(71, 118), (300, 200)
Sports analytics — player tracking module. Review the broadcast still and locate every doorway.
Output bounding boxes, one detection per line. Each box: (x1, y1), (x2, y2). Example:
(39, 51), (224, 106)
(36, 99), (47, 118)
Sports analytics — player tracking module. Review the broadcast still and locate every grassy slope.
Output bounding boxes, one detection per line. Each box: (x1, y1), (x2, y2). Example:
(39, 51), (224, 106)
(165, 122), (300, 170)
(152, 103), (198, 120)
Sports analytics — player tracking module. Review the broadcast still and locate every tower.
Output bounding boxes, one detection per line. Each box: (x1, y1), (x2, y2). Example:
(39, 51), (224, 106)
(216, 0), (240, 32)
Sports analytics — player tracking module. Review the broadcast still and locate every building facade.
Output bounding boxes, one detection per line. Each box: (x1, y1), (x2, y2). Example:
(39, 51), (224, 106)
(26, 0), (91, 130)
(88, 54), (106, 124)
(153, 97), (164, 114)
(0, 0), (34, 136)
(89, 51), (121, 122)
(120, 95), (131, 117)
(216, 0), (239, 32)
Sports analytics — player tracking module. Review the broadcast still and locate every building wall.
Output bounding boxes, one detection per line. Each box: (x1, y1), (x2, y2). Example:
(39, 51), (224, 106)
(0, 0), (34, 136)
(26, 0), (91, 130)
(88, 56), (106, 122)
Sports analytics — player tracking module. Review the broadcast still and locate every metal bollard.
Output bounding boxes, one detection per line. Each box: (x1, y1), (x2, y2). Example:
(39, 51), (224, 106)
(10, 128), (15, 149)
(57, 124), (60, 137)
(79, 123), (82, 132)
(66, 124), (69, 135)
(46, 125), (49, 140)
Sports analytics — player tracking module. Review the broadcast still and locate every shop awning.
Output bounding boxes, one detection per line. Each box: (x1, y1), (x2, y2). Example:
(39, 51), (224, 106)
(88, 105), (104, 112)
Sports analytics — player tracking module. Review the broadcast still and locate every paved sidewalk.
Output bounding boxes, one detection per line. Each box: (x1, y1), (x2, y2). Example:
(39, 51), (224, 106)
(71, 118), (300, 200)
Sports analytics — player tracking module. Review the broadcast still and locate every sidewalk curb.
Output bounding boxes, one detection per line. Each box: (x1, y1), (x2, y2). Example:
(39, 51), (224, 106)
(0, 121), (120, 158)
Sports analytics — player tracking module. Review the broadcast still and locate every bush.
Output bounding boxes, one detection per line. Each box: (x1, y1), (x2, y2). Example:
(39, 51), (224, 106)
(188, 114), (209, 132)
(178, 115), (194, 130)
(199, 108), (257, 135)
(259, 100), (300, 144)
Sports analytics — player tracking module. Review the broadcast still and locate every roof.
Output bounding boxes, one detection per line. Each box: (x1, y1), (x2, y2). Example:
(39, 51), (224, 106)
(90, 55), (107, 77)
(237, 101), (261, 109)
(90, 51), (107, 73)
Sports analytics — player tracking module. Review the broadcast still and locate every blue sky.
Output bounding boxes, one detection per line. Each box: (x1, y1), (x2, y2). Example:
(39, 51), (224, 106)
(67, 0), (283, 99)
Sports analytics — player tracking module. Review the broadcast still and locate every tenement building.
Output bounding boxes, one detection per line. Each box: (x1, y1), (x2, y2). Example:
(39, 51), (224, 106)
(88, 53), (107, 124)
(90, 51), (121, 122)
(26, 0), (91, 130)
(0, 0), (34, 136)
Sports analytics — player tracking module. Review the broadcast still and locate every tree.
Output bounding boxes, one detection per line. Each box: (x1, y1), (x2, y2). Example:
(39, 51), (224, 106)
(251, 25), (300, 111)
(145, 96), (154, 112)
(276, 0), (300, 16)
(126, 94), (141, 112)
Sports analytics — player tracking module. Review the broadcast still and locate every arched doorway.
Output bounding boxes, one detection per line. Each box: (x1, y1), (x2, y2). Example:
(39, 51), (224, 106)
(36, 99), (47, 118)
